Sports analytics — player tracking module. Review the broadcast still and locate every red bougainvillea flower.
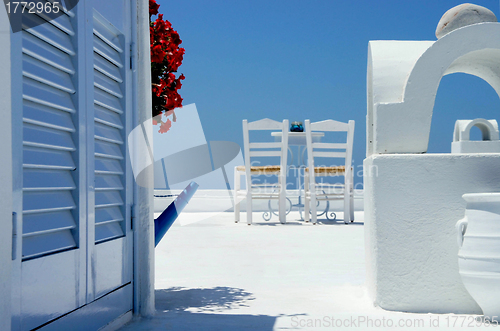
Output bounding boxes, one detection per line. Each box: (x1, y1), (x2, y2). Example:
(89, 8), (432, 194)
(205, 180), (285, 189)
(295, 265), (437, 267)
(158, 119), (172, 133)
(149, 0), (159, 16)
(150, 0), (185, 125)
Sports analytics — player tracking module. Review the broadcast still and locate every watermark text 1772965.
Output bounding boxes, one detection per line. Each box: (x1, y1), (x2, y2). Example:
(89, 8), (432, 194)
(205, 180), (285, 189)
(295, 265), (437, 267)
(5, 1), (60, 14)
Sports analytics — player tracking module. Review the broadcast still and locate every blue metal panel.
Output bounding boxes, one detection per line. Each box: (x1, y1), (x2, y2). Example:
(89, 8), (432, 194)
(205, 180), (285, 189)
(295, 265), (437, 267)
(38, 283), (132, 331)
(20, 249), (80, 330)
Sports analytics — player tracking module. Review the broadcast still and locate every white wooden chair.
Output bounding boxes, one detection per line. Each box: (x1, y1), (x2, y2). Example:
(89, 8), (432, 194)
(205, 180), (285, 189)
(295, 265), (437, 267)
(304, 119), (355, 224)
(234, 119), (289, 225)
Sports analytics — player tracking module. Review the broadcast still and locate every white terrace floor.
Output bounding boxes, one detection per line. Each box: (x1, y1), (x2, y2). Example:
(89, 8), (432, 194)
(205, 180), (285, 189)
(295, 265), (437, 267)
(120, 211), (495, 331)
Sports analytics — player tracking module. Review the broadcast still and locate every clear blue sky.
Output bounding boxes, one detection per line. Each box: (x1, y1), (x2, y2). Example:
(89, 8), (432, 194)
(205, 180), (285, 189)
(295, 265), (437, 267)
(157, 0), (500, 186)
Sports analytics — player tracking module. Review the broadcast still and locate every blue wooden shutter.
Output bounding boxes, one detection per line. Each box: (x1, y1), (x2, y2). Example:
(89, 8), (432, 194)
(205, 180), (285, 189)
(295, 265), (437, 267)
(21, 7), (78, 260)
(93, 12), (126, 243)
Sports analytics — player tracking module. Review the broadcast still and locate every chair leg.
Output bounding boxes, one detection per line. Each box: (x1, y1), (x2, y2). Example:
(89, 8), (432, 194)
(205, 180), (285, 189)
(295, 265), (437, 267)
(279, 175), (286, 224)
(304, 173), (310, 222)
(246, 189), (253, 225)
(350, 190), (355, 222)
(234, 168), (241, 223)
(311, 188), (318, 225)
(344, 192), (351, 224)
(350, 171), (355, 222)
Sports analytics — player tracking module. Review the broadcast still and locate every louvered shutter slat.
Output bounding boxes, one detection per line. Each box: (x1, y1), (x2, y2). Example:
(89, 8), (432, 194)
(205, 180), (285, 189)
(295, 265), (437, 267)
(24, 147), (76, 170)
(94, 54), (122, 83)
(95, 158), (123, 175)
(93, 18), (123, 52)
(23, 191), (76, 214)
(95, 223), (123, 243)
(22, 231), (76, 260)
(23, 14), (75, 55)
(23, 211), (77, 237)
(94, 87), (123, 113)
(37, 11), (75, 36)
(95, 140), (123, 160)
(94, 70), (123, 98)
(23, 101), (75, 131)
(95, 191), (123, 208)
(23, 169), (76, 191)
(95, 175), (124, 191)
(23, 77), (76, 112)
(95, 206), (124, 225)
(22, 32), (75, 74)
(93, 36), (122, 68)
(95, 105), (123, 129)
(23, 123), (76, 151)
(23, 55), (75, 93)
(95, 122), (123, 144)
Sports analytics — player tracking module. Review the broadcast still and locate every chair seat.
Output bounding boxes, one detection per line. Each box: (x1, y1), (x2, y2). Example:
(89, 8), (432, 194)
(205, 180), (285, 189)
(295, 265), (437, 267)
(305, 166), (345, 175)
(236, 165), (282, 174)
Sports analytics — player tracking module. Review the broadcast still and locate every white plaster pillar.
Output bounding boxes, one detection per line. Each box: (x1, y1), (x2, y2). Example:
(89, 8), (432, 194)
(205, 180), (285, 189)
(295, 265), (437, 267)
(133, 0), (155, 317)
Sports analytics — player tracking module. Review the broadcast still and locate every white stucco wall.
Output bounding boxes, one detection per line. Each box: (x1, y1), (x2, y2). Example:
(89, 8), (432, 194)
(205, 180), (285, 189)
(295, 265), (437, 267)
(0, 6), (12, 330)
(364, 154), (500, 313)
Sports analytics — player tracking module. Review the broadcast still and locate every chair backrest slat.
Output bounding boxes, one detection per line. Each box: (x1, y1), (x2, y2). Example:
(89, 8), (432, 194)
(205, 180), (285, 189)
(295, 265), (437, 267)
(312, 151), (346, 158)
(249, 142), (282, 149)
(247, 118), (284, 130)
(250, 151), (282, 157)
(310, 119), (350, 132)
(312, 142), (347, 150)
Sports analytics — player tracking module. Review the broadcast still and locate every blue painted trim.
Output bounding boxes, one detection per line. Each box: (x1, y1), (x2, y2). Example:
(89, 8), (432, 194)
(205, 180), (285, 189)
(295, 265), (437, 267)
(154, 181), (199, 246)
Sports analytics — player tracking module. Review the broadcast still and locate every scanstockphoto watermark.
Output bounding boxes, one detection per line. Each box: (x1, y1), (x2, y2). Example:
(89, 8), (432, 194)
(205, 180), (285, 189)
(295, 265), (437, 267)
(290, 315), (500, 329)
(246, 160), (378, 194)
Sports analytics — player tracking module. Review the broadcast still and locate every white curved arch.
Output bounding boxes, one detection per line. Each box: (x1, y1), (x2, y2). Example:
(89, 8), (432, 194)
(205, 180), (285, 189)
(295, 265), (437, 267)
(454, 118), (499, 142)
(368, 23), (500, 155)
